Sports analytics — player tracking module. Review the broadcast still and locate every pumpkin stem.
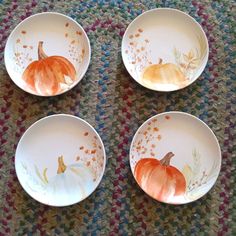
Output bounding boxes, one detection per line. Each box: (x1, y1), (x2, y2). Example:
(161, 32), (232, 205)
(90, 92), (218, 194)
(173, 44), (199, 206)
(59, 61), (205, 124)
(160, 152), (174, 166)
(38, 41), (48, 60)
(57, 156), (67, 174)
(158, 58), (163, 64)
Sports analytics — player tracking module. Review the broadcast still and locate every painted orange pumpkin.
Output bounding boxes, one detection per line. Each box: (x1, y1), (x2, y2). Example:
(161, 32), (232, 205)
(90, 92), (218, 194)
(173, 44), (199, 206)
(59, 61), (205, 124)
(134, 152), (186, 203)
(22, 41), (76, 95)
(142, 59), (188, 88)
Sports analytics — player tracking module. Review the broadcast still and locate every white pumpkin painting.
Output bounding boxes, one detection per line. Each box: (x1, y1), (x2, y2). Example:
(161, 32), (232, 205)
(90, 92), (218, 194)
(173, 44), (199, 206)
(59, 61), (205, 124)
(15, 114), (106, 206)
(23, 155), (96, 206)
(45, 156), (94, 205)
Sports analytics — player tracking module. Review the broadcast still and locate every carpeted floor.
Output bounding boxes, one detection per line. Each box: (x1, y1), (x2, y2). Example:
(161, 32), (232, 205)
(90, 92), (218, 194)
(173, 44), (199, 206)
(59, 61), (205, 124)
(0, 0), (235, 235)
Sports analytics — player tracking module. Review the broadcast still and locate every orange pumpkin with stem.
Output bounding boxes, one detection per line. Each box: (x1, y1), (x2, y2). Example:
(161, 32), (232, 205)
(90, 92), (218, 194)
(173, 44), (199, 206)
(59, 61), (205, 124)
(22, 41), (76, 95)
(134, 152), (186, 203)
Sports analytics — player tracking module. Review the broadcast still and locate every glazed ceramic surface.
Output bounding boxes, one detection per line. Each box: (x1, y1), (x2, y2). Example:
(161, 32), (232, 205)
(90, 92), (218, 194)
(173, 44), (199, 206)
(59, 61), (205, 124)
(130, 112), (221, 204)
(15, 114), (106, 207)
(122, 8), (209, 91)
(5, 12), (91, 96)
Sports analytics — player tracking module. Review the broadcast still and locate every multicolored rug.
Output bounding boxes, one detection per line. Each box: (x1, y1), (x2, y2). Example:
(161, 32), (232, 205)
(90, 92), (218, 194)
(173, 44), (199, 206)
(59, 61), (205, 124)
(0, 0), (235, 235)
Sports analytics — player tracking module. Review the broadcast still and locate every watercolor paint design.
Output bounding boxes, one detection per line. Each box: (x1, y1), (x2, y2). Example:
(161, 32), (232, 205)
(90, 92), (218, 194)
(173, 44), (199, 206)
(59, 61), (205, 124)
(131, 115), (218, 204)
(13, 22), (86, 95)
(125, 28), (207, 89)
(33, 155), (94, 200)
(134, 152), (187, 203)
(182, 149), (219, 201)
(21, 131), (104, 204)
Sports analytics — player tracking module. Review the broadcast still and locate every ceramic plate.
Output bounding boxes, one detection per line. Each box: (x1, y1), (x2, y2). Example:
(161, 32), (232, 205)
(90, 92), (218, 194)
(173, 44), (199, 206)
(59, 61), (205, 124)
(122, 8), (209, 91)
(15, 114), (106, 207)
(130, 112), (221, 204)
(5, 12), (91, 96)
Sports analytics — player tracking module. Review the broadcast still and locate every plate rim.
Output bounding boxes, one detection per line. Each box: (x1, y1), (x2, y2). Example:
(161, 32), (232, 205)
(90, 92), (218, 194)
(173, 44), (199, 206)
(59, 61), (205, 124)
(4, 11), (91, 97)
(129, 111), (221, 205)
(121, 8), (209, 92)
(15, 114), (106, 207)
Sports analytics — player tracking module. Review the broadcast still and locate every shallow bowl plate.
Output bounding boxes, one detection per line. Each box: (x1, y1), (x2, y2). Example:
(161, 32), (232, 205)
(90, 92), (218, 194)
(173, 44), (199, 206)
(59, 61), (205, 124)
(130, 112), (221, 204)
(5, 12), (91, 96)
(122, 8), (209, 91)
(15, 114), (106, 207)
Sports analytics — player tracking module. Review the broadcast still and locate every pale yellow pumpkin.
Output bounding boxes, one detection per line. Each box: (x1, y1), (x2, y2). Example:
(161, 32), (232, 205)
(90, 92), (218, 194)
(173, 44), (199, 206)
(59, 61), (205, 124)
(141, 60), (188, 88)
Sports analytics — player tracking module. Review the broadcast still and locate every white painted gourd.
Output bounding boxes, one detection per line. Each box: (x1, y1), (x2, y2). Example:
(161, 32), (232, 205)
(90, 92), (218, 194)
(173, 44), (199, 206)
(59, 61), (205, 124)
(44, 156), (94, 205)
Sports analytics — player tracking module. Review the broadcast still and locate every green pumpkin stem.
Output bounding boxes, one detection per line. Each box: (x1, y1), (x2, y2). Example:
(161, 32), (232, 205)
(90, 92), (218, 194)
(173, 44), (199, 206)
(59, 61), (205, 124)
(38, 41), (48, 60)
(57, 156), (67, 174)
(160, 152), (174, 166)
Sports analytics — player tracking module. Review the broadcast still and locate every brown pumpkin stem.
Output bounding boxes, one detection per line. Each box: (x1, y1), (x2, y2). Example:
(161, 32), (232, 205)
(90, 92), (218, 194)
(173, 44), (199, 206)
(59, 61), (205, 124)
(160, 152), (174, 166)
(158, 58), (163, 64)
(38, 41), (48, 60)
(57, 156), (67, 174)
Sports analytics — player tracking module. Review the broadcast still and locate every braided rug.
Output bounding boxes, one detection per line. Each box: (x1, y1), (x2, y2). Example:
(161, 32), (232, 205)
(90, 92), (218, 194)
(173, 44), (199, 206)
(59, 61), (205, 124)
(0, 0), (235, 235)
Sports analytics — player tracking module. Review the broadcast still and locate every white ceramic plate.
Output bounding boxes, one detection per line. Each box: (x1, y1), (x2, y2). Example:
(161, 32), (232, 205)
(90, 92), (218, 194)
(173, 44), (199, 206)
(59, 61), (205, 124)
(15, 114), (106, 207)
(130, 112), (221, 204)
(5, 12), (91, 96)
(122, 8), (209, 92)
